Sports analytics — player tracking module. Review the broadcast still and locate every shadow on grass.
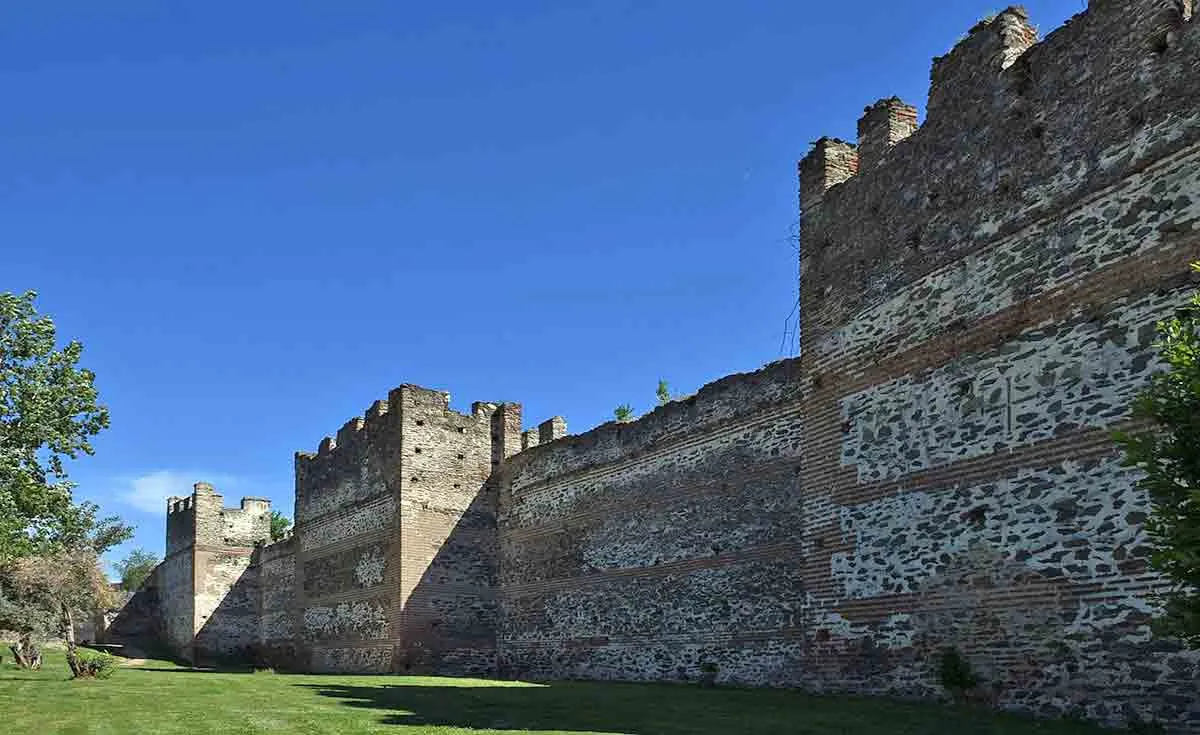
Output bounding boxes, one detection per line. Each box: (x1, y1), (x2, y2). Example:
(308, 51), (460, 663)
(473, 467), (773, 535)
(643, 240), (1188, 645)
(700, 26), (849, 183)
(297, 680), (1109, 735)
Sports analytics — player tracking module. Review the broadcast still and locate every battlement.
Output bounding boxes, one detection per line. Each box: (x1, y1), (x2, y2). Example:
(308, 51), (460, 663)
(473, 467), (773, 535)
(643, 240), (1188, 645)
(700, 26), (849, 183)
(255, 531), (295, 564)
(167, 495), (194, 515)
(293, 382), (529, 524)
(296, 384), (523, 461)
(505, 359), (803, 493)
(165, 481), (272, 553)
(798, 1), (1199, 346)
(520, 416), (569, 450)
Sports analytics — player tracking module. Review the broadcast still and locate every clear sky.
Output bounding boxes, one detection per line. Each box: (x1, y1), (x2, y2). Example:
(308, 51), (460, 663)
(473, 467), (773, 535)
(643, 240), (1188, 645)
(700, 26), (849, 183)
(0, 1), (1085, 569)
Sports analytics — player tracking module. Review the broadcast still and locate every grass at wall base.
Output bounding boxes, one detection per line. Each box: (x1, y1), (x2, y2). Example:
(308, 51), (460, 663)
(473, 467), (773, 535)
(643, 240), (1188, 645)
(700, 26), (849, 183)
(0, 647), (1118, 735)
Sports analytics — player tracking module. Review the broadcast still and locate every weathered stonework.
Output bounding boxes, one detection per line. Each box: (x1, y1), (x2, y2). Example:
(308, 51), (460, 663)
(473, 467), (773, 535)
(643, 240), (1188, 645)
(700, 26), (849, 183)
(107, 3), (1200, 732)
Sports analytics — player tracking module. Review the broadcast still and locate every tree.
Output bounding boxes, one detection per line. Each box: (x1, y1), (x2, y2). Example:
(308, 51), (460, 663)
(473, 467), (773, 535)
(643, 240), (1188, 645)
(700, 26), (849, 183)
(114, 548), (159, 592)
(1113, 262), (1200, 648)
(6, 549), (118, 676)
(270, 511), (291, 542)
(613, 404), (635, 423)
(0, 290), (110, 562)
(0, 511), (131, 676)
(656, 379), (671, 406)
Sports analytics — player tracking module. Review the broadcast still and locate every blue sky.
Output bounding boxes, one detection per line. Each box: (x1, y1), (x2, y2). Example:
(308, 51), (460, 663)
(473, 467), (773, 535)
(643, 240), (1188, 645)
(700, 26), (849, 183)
(0, 1), (1084, 569)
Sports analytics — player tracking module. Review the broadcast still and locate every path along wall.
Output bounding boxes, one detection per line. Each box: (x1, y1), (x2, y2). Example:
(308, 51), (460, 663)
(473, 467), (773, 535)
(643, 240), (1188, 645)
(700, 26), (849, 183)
(499, 3), (1200, 730)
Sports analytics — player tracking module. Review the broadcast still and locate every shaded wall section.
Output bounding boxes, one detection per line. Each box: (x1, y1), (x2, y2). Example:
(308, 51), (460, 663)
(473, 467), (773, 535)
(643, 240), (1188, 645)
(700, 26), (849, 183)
(293, 385), (520, 674)
(256, 535), (297, 667)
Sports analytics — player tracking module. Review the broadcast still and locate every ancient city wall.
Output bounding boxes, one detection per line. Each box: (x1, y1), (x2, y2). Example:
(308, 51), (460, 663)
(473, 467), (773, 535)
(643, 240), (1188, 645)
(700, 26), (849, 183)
(190, 487), (271, 661)
(121, 2), (1200, 730)
(498, 362), (806, 681)
(159, 496), (196, 654)
(497, 3), (1200, 730)
(391, 388), (514, 676)
(293, 394), (405, 673)
(123, 484), (272, 662)
(256, 535), (296, 667)
(794, 2), (1200, 727)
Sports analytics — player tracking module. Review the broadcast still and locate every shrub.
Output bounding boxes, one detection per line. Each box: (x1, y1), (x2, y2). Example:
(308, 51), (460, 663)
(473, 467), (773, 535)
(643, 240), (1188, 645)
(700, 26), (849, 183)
(938, 646), (977, 694)
(1113, 262), (1200, 647)
(74, 648), (116, 679)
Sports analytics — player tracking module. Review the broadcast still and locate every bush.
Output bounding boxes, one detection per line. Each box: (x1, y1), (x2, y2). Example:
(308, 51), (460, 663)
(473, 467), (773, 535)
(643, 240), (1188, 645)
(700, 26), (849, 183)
(938, 646), (977, 694)
(74, 648), (116, 679)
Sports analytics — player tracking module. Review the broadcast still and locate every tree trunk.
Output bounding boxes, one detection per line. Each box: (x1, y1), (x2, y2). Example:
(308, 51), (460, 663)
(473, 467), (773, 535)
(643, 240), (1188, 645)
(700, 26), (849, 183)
(63, 604), (83, 678)
(10, 632), (42, 670)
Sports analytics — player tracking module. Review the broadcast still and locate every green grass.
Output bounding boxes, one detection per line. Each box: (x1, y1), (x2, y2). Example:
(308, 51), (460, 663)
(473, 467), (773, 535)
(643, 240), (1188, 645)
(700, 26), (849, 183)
(0, 648), (1113, 735)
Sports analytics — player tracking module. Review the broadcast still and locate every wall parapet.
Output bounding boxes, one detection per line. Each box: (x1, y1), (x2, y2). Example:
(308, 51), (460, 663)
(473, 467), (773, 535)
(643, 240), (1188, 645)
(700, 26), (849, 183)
(505, 359), (803, 491)
(799, 1), (1200, 348)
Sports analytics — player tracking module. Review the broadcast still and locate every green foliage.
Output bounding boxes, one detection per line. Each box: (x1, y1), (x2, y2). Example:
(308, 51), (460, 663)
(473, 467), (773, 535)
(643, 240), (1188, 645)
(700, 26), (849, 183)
(0, 290), (111, 562)
(613, 404), (635, 423)
(656, 380), (671, 406)
(269, 511), (292, 542)
(1113, 263), (1200, 648)
(938, 646), (977, 693)
(115, 548), (159, 592)
(74, 648), (116, 679)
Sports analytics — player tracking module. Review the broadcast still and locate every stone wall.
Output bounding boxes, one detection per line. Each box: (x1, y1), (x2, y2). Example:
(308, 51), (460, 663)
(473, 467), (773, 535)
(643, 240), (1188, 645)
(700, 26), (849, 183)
(392, 388), (515, 676)
(160, 498), (197, 656)
(498, 363), (806, 683)
(793, 3), (1200, 729)
(496, 3), (1200, 731)
(122, 483), (272, 663)
(131, 2), (1200, 730)
(292, 385), (522, 673)
(293, 395), (404, 673)
(257, 536), (297, 667)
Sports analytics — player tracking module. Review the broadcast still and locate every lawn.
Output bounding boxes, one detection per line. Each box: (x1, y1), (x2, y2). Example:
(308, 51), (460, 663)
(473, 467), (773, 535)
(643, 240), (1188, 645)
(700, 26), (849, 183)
(0, 648), (1113, 735)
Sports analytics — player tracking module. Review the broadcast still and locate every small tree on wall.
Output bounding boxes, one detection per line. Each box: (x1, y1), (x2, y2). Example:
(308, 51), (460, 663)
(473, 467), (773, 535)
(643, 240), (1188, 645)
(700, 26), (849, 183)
(613, 404), (635, 423)
(656, 379), (671, 406)
(1113, 262), (1200, 648)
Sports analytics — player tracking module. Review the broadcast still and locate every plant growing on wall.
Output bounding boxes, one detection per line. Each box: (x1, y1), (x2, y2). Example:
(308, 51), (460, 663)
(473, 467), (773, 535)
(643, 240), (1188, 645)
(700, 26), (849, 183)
(938, 646), (978, 698)
(613, 404), (635, 423)
(656, 379), (671, 406)
(1113, 261), (1200, 648)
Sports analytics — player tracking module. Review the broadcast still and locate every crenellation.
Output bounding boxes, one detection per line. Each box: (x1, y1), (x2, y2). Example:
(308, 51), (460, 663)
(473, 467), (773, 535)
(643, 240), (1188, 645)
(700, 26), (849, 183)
(471, 400), (499, 418)
(799, 0), (1200, 349)
(537, 416), (568, 444)
(798, 137), (858, 214)
(521, 429), (540, 451)
(856, 98), (919, 170)
(335, 417), (365, 448)
(366, 398), (389, 420)
(926, 7), (1038, 131)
